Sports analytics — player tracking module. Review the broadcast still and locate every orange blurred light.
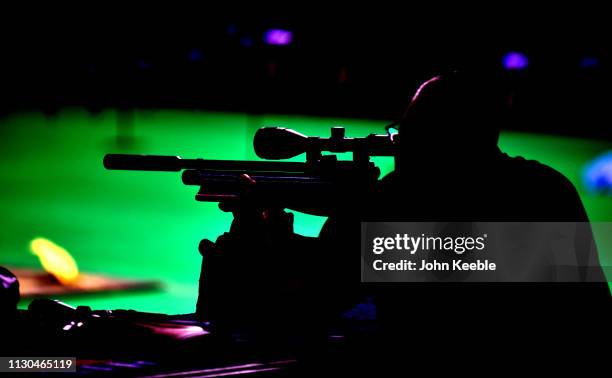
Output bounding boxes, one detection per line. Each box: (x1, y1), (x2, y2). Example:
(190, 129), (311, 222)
(30, 237), (79, 285)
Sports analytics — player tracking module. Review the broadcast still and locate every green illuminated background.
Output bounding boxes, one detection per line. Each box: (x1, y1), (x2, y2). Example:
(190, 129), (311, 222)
(1, 109), (611, 313)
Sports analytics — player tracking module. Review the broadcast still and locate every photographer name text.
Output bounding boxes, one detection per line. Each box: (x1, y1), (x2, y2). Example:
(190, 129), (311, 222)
(371, 233), (496, 271)
(373, 259), (496, 271)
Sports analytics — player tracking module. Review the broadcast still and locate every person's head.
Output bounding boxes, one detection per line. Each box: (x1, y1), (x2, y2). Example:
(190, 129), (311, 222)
(398, 71), (508, 165)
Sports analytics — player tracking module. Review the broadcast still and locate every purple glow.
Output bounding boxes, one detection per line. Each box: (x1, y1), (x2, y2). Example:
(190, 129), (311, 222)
(0, 273), (17, 289)
(264, 29), (293, 46)
(580, 56), (600, 69)
(137, 59), (152, 70)
(240, 36), (254, 48)
(502, 51), (529, 70)
(227, 23), (237, 36)
(188, 48), (203, 62)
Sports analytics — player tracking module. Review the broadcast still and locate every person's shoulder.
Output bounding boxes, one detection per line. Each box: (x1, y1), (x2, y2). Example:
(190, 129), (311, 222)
(500, 153), (576, 191)
(379, 170), (404, 195)
(380, 170), (398, 186)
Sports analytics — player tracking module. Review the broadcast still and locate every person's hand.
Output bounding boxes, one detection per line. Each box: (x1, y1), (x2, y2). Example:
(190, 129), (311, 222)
(205, 173), (296, 265)
(196, 174), (303, 328)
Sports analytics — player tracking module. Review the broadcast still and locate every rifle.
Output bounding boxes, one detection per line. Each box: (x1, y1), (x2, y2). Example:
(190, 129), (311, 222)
(103, 126), (398, 216)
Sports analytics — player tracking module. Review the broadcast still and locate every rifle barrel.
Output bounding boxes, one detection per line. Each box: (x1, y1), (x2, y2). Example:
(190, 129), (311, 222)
(103, 154), (309, 173)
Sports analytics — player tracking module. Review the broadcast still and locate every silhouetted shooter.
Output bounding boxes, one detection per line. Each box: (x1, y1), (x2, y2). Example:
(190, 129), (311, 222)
(325, 71), (610, 345)
(198, 71), (609, 347)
